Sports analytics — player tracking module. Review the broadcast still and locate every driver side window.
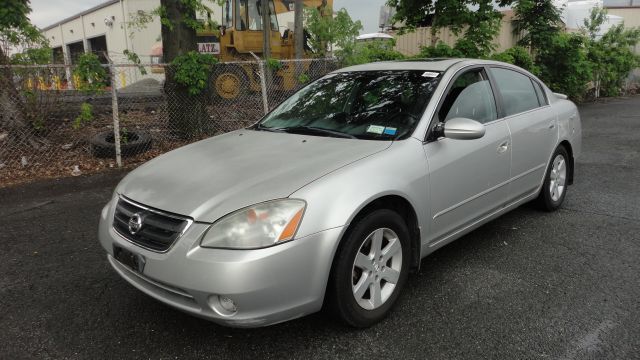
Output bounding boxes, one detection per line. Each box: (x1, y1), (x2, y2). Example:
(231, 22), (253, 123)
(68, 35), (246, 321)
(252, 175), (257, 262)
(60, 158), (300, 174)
(438, 69), (497, 124)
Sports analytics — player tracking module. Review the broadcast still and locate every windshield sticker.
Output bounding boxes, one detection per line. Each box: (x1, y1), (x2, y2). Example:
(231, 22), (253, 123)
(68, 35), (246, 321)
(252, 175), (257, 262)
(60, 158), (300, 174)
(366, 125), (385, 134)
(383, 127), (397, 136)
(422, 71), (439, 78)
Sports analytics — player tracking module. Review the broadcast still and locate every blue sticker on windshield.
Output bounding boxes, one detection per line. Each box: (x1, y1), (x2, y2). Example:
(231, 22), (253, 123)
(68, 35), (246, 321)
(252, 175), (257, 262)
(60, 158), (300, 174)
(383, 127), (397, 135)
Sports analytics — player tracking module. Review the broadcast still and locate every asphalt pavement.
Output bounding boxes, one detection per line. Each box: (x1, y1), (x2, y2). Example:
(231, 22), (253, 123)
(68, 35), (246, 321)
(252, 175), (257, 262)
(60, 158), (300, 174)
(1, 96), (639, 359)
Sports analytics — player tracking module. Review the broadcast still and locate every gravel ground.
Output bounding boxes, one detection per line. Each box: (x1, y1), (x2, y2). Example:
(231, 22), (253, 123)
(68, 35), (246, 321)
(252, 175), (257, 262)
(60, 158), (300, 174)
(1, 96), (639, 359)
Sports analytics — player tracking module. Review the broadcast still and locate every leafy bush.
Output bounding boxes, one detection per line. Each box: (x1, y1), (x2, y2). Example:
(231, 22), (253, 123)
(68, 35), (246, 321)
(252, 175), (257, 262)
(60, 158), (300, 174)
(339, 40), (405, 66)
(490, 46), (538, 74)
(73, 102), (94, 129)
(298, 73), (311, 84)
(171, 51), (218, 96)
(417, 42), (463, 58)
(266, 58), (284, 71)
(452, 38), (484, 59)
(583, 8), (640, 97)
(536, 33), (592, 101)
(73, 53), (108, 91)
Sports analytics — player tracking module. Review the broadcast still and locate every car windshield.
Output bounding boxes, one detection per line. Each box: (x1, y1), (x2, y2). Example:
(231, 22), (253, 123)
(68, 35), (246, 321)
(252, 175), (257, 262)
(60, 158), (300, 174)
(256, 70), (441, 140)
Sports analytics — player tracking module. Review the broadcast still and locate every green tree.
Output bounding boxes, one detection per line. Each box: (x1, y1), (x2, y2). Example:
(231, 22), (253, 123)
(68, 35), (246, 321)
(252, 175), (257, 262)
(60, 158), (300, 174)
(583, 7), (640, 97)
(305, 7), (363, 57)
(489, 46), (537, 73)
(11, 46), (52, 65)
(512, 0), (564, 55)
(389, 0), (512, 58)
(0, 0), (50, 146)
(130, 0), (220, 137)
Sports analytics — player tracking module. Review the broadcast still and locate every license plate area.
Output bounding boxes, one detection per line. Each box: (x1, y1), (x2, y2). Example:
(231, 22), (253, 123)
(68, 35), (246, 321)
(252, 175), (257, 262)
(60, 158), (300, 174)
(113, 245), (146, 273)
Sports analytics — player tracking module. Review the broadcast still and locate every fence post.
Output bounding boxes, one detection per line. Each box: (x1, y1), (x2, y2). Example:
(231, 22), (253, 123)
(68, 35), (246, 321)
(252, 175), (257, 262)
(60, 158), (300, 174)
(106, 59), (123, 167)
(250, 52), (269, 114)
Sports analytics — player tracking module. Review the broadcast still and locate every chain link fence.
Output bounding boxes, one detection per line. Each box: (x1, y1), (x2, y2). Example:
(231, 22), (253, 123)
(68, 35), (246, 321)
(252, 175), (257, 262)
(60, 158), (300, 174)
(0, 58), (338, 186)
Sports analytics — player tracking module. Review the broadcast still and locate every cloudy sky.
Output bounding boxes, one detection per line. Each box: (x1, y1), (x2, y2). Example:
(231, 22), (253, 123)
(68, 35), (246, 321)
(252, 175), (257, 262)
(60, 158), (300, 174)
(29, 0), (388, 33)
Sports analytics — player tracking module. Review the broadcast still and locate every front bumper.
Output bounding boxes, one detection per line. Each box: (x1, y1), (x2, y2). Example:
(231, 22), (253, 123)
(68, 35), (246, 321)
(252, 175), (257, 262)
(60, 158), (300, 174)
(98, 197), (343, 328)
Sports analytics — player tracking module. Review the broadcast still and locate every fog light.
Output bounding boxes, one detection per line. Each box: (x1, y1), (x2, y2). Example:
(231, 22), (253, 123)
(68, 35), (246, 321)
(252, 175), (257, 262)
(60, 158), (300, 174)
(219, 296), (237, 313)
(208, 295), (238, 316)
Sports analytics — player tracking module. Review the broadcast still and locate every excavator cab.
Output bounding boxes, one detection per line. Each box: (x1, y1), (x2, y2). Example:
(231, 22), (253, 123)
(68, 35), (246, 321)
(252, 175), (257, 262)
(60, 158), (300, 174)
(211, 0), (331, 100)
(218, 0), (284, 60)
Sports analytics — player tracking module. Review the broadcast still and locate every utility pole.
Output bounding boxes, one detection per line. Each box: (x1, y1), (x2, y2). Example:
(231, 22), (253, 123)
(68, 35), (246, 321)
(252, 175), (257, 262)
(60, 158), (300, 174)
(294, 0), (304, 59)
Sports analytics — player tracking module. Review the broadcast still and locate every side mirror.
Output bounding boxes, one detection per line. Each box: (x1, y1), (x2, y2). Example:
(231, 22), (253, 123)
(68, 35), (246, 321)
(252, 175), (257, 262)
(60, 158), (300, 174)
(443, 118), (485, 140)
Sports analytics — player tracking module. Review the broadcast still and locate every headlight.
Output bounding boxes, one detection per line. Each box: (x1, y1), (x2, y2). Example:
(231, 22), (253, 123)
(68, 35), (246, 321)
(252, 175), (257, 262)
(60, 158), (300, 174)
(200, 199), (306, 249)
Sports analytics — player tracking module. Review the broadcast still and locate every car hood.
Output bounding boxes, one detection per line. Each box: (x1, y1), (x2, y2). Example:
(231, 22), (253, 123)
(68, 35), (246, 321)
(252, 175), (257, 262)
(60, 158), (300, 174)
(116, 130), (391, 223)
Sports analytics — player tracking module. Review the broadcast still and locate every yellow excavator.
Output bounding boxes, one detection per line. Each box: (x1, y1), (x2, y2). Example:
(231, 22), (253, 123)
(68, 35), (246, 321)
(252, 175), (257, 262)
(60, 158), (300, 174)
(196, 0), (333, 100)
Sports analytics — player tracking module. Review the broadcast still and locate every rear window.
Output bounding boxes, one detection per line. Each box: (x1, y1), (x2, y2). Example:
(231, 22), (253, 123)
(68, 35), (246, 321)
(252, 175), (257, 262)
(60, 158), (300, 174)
(490, 68), (540, 116)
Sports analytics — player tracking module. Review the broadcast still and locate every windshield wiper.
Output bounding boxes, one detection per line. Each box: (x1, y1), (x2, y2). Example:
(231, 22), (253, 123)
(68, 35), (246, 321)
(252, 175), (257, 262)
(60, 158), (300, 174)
(254, 124), (286, 133)
(275, 126), (358, 139)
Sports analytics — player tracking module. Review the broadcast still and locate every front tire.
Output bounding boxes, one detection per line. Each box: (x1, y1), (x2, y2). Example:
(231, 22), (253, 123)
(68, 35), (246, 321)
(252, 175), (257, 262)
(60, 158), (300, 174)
(329, 209), (410, 327)
(537, 146), (569, 211)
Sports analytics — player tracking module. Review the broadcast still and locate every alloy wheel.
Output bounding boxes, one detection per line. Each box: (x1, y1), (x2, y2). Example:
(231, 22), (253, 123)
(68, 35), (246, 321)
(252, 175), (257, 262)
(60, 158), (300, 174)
(549, 154), (567, 202)
(351, 228), (403, 310)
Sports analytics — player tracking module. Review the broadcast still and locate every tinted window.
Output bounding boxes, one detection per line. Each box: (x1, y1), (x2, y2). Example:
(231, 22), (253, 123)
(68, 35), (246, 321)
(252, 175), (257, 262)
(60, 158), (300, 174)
(258, 70), (441, 140)
(439, 69), (497, 124)
(532, 79), (547, 106)
(491, 68), (540, 116)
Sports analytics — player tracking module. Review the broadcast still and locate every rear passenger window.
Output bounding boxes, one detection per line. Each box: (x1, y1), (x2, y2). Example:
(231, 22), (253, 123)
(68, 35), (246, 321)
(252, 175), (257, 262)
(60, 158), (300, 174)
(490, 68), (540, 116)
(531, 80), (548, 106)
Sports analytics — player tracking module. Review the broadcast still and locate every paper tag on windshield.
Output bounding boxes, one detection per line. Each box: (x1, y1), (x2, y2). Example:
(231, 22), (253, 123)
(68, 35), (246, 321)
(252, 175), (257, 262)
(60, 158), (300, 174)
(422, 71), (439, 78)
(366, 125), (385, 134)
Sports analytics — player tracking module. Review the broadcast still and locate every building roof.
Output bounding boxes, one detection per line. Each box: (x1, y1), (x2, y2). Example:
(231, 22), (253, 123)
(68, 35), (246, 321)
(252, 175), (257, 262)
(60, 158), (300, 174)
(40, 0), (120, 32)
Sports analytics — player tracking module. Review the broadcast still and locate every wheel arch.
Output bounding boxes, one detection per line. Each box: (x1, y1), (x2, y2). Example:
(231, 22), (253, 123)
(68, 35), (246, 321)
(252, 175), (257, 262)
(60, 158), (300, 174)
(334, 194), (422, 272)
(558, 139), (574, 185)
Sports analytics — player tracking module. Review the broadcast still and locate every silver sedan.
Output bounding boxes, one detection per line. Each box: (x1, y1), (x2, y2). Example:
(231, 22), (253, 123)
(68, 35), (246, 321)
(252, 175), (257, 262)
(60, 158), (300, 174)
(98, 59), (582, 328)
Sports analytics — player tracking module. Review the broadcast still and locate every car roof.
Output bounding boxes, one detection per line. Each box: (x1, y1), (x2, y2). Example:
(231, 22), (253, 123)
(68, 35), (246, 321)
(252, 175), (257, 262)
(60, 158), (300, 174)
(334, 58), (502, 73)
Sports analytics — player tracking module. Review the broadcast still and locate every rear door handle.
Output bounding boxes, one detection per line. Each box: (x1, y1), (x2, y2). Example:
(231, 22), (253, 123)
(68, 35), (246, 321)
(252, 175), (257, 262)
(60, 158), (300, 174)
(497, 141), (509, 154)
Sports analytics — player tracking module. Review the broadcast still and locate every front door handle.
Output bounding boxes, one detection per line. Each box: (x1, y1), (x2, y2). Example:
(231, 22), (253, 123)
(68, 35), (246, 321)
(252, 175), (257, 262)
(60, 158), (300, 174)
(497, 141), (509, 154)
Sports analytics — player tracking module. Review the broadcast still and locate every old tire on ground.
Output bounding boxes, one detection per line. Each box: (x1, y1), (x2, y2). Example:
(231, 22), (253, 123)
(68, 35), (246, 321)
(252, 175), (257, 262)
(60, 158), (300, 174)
(328, 209), (410, 328)
(90, 130), (152, 158)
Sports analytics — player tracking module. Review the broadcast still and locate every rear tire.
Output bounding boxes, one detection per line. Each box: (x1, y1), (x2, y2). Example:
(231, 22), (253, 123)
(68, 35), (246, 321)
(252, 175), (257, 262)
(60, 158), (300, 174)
(536, 146), (569, 211)
(328, 209), (410, 328)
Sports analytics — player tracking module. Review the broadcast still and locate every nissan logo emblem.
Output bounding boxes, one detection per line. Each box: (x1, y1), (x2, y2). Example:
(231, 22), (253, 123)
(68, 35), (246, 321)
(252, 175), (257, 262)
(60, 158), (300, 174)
(128, 213), (144, 235)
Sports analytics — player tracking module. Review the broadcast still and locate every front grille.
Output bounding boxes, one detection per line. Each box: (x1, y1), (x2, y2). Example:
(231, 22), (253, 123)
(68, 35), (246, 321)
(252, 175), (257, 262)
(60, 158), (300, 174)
(113, 197), (191, 252)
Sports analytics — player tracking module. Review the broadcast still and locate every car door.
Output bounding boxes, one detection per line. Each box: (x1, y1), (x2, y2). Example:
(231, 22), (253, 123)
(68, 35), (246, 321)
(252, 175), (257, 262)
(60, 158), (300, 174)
(423, 67), (512, 245)
(489, 67), (558, 200)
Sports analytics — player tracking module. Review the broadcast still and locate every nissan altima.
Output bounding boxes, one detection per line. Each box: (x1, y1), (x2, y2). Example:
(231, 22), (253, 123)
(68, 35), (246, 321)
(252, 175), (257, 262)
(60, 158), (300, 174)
(98, 59), (582, 328)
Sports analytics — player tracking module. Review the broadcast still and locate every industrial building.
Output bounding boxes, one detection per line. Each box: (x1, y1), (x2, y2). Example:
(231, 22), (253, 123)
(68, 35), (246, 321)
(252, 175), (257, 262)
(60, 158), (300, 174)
(40, 0), (296, 65)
